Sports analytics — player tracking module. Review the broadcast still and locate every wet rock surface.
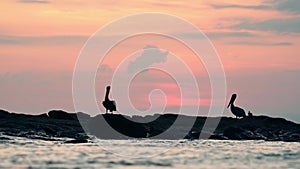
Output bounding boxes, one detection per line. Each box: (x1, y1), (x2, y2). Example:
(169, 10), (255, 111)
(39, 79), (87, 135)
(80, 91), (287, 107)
(0, 109), (299, 142)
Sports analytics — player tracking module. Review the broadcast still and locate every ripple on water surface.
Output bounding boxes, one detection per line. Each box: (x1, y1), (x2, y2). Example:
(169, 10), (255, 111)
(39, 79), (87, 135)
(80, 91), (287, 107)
(0, 136), (299, 169)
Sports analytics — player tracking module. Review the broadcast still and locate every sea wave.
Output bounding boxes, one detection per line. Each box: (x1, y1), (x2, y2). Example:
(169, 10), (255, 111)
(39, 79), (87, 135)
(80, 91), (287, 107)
(0, 136), (299, 168)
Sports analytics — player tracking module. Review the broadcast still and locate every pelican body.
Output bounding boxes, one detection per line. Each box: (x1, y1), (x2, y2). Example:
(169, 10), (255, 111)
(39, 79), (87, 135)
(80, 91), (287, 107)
(227, 94), (246, 119)
(102, 86), (116, 113)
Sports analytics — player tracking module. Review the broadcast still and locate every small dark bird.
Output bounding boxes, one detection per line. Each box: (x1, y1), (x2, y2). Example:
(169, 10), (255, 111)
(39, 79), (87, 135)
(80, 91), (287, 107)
(248, 111), (253, 117)
(102, 86), (116, 113)
(227, 94), (246, 119)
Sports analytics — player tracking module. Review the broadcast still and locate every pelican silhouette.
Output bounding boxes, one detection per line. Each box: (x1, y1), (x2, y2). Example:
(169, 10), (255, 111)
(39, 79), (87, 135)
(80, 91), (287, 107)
(102, 86), (116, 113)
(227, 94), (246, 119)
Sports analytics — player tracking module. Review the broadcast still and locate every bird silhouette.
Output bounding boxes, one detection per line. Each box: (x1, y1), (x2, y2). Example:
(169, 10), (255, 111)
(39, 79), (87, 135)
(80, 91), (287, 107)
(248, 111), (253, 117)
(102, 86), (116, 114)
(227, 93), (246, 119)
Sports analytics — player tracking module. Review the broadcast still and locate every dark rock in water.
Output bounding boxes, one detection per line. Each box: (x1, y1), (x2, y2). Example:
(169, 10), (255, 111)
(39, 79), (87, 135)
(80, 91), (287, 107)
(184, 131), (200, 140)
(88, 114), (148, 139)
(88, 114), (178, 139)
(64, 133), (90, 144)
(0, 109), (299, 142)
(48, 110), (77, 120)
(36, 113), (49, 118)
(0, 109), (11, 118)
(76, 112), (91, 120)
(75, 133), (90, 140)
(43, 126), (57, 135)
(64, 139), (88, 144)
(0, 136), (11, 140)
(0, 109), (87, 140)
(223, 127), (263, 140)
(209, 134), (227, 140)
(218, 116), (300, 141)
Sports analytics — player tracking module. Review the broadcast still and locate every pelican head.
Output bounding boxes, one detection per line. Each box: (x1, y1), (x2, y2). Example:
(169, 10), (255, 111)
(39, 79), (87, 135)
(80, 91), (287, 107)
(227, 93), (237, 108)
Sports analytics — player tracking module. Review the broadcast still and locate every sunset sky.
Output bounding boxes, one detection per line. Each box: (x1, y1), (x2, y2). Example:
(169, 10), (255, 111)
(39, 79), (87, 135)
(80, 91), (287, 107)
(0, 0), (299, 122)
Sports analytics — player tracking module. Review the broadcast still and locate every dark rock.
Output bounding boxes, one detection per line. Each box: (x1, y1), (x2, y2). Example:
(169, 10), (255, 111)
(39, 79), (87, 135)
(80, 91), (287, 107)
(223, 127), (262, 140)
(0, 109), (87, 140)
(76, 112), (91, 120)
(48, 110), (77, 120)
(36, 113), (49, 118)
(64, 139), (89, 144)
(88, 114), (148, 139)
(0, 136), (11, 140)
(0, 109), (11, 118)
(63, 133), (91, 143)
(75, 133), (90, 140)
(209, 134), (227, 140)
(43, 126), (57, 135)
(0, 109), (299, 142)
(184, 131), (200, 140)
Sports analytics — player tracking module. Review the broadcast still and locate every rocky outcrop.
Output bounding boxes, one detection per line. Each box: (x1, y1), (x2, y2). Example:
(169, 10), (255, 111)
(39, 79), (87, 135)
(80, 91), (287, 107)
(0, 109), (299, 142)
(0, 109), (89, 142)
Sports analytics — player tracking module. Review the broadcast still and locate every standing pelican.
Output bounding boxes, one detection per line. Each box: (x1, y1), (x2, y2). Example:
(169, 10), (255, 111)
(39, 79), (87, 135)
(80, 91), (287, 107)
(102, 86), (116, 113)
(227, 94), (246, 119)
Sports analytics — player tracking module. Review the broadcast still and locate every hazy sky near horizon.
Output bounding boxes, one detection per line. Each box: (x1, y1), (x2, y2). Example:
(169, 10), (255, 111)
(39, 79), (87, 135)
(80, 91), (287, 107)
(0, 0), (300, 122)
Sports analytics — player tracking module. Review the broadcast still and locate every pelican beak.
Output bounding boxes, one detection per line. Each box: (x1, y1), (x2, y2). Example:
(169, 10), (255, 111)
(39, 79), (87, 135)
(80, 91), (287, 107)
(227, 95), (235, 108)
(227, 102), (231, 108)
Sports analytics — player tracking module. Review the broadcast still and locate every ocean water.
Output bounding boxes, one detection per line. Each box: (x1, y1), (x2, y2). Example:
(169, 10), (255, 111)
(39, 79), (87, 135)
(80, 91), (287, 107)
(0, 135), (299, 169)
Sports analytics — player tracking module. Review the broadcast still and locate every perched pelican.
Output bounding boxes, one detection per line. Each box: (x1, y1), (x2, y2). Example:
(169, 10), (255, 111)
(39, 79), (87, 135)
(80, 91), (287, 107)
(102, 86), (116, 113)
(227, 94), (246, 119)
